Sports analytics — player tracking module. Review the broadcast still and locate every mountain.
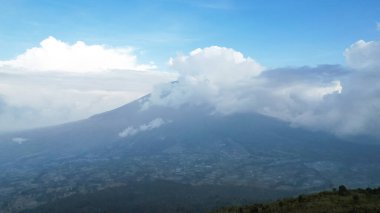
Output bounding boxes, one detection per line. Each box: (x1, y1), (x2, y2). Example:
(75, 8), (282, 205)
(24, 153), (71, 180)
(1, 96), (380, 212)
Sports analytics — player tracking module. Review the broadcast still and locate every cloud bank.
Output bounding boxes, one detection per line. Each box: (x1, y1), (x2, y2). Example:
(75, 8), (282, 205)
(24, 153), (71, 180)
(0, 37), (176, 132)
(2, 36), (379, 137)
(119, 118), (169, 138)
(145, 41), (380, 137)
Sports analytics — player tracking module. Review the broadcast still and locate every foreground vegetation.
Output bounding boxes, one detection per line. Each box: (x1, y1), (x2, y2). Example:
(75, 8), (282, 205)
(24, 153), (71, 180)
(23, 180), (295, 213)
(213, 186), (380, 213)
(21, 182), (380, 213)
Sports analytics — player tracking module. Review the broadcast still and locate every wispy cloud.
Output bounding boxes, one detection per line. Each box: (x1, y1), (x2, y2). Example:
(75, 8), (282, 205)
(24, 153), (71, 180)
(11, 137), (28, 144)
(119, 118), (169, 138)
(183, 0), (235, 10)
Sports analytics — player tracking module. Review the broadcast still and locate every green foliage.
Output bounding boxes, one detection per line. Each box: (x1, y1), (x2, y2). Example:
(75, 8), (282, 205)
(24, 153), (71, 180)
(212, 186), (380, 213)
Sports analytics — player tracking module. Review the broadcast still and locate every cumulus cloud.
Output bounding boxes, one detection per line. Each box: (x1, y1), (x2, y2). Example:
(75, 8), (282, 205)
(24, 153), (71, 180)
(144, 46), (265, 111)
(169, 46), (263, 85)
(344, 39), (380, 71)
(0, 36), (155, 72)
(0, 37), (177, 133)
(144, 43), (380, 137)
(144, 46), (342, 113)
(119, 118), (169, 138)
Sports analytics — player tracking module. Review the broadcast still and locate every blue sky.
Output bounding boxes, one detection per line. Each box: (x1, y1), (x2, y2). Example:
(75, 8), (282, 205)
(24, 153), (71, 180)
(1, 0), (380, 68)
(0, 0), (380, 134)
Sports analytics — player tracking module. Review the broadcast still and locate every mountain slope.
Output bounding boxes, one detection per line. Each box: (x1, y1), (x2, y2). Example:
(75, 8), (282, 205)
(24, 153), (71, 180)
(1, 96), (380, 212)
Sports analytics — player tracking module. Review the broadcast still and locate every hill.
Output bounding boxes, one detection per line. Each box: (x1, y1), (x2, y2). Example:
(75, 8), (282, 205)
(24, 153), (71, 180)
(23, 184), (380, 213)
(213, 186), (380, 213)
(23, 180), (295, 213)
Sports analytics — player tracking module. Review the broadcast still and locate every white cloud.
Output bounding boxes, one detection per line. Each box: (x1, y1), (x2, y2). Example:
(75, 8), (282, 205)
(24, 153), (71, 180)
(377, 22), (380, 30)
(0, 37), (177, 133)
(344, 39), (380, 71)
(2, 36), (380, 137)
(144, 46), (341, 114)
(119, 118), (168, 138)
(144, 43), (380, 137)
(11, 137), (28, 144)
(0, 36), (155, 73)
(170, 46), (263, 85)
(144, 46), (265, 110)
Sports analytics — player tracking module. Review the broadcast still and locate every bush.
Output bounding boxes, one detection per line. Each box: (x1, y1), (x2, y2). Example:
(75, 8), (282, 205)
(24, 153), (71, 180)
(338, 185), (348, 196)
(352, 194), (359, 203)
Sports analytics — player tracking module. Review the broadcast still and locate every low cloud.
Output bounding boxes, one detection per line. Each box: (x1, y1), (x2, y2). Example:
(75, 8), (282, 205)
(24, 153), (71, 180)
(0, 96), (40, 133)
(11, 137), (28, 144)
(144, 46), (342, 115)
(0, 37), (177, 133)
(144, 41), (380, 137)
(119, 118), (169, 138)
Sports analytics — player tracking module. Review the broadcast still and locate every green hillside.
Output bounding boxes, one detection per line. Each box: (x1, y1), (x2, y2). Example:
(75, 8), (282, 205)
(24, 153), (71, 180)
(213, 186), (380, 213)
